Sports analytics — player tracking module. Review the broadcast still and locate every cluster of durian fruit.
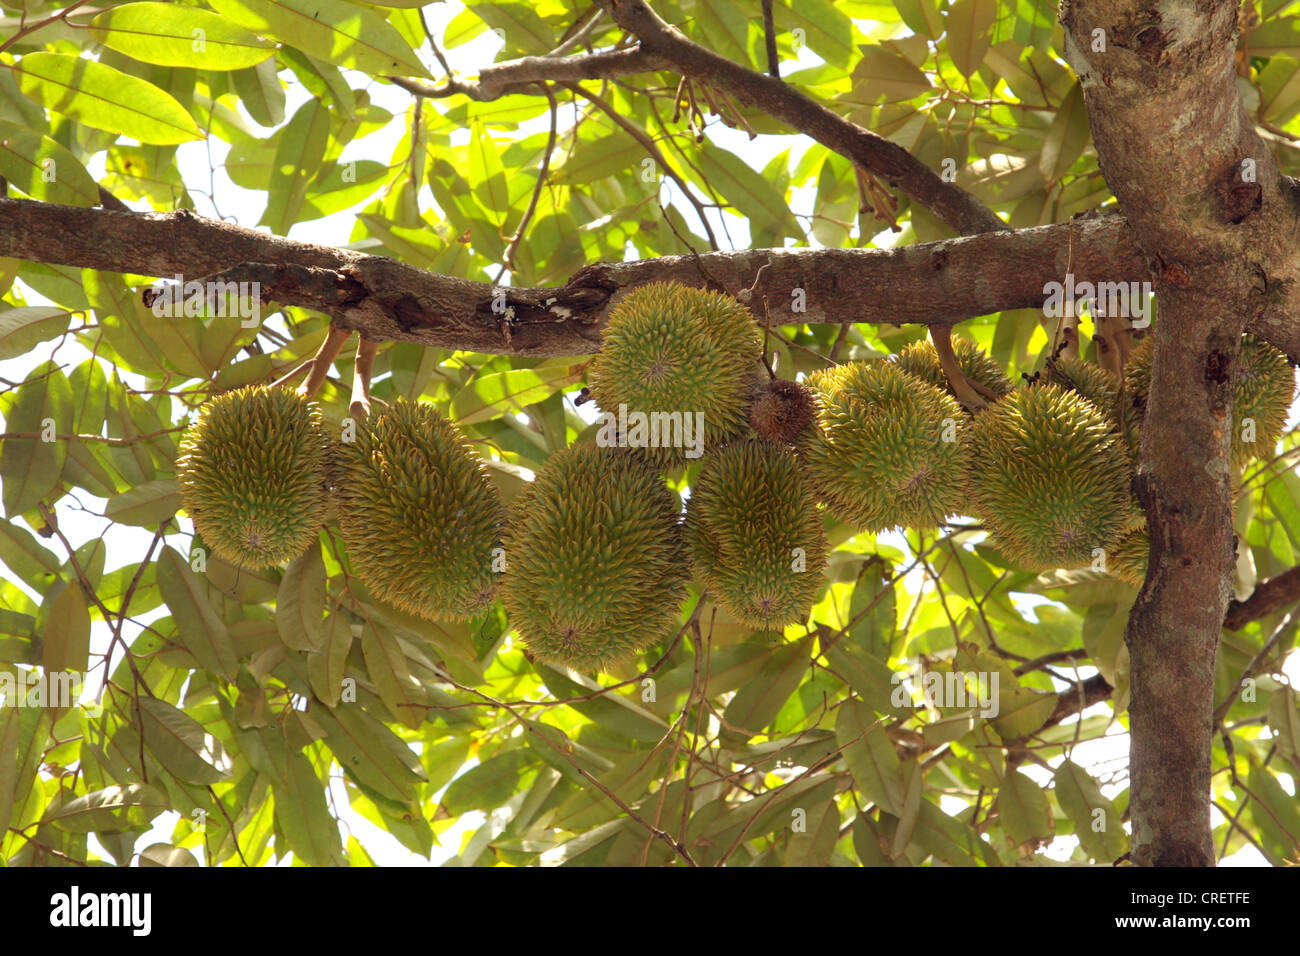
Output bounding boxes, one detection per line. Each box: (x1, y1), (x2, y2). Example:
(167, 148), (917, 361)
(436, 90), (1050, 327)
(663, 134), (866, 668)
(176, 282), (1296, 674)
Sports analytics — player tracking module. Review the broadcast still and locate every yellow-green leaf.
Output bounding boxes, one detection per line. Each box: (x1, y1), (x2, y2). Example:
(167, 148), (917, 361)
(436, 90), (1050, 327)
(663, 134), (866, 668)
(0, 121), (98, 206)
(155, 545), (237, 679)
(15, 52), (203, 144)
(137, 697), (233, 784)
(90, 2), (276, 69)
(45, 783), (167, 832)
(945, 0), (997, 78)
(105, 478), (180, 528)
(276, 540), (326, 651)
(207, 0), (429, 78)
(42, 582), (90, 673)
(1, 360), (72, 517)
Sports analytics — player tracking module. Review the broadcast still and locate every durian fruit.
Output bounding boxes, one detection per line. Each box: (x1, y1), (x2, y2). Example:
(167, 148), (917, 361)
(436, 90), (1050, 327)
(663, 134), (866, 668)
(966, 385), (1130, 570)
(587, 282), (763, 465)
(501, 442), (688, 671)
(1106, 523), (1148, 586)
(685, 439), (827, 627)
(176, 385), (329, 568)
(1124, 334), (1295, 467)
(748, 377), (814, 443)
(798, 360), (969, 531)
(1043, 355), (1118, 420)
(892, 336), (1014, 402)
(332, 400), (505, 620)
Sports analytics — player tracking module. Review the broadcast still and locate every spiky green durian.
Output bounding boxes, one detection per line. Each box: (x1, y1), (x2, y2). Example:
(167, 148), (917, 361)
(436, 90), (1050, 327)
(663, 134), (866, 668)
(1043, 355), (1118, 420)
(1124, 334), (1295, 467)
(686, 440), (827, 627)
(587, 282), (763, 465)
(892, 337), (1014, 402)
(332, 400), (505, 620)
(798, 361), (969, 531)
(748, 378), (814, 443)
(176, 385), (329, 568)
(501, 443), (688, 671)
(966, 385), (1130, 570)
(1106, 524), (1148, 586)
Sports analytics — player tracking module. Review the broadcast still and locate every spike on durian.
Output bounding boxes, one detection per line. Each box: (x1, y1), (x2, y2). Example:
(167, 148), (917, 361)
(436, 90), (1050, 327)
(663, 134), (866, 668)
(966, 385), (1130, 570)
(893, 337), (1013, 403)
(332, 400), (505, 620)
(587, 282), (764, 465)
(798, 360), (969, 531)
(501, 443), (688, 672)
(686, 439), (827, 627)
(176, 385), (330, 568)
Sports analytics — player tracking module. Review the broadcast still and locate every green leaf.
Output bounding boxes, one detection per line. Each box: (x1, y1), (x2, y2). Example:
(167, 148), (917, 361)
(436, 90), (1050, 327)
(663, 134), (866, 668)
(0, 123), (98, 207)
(45, 783), (168, 832)
(783, 795), (841, 865)
(207, 0), (429, 77)
(776, 0), (856, 70)
(997, 769), (1054, 848)
(1039, 82), (1089, 181)
(360, 622), (426, 730)
(155, 545), (238, 679)
(42, 581), (90, 673)
(1054, 759), (1125, 862)
(721, 636), (811, 741)
(90, 2), (277, 69)
(442, 750), (529, 815)
(261, 98), (331, 234)
(138, 696), (233, 784)
(1269, 687), (1300, 771)
(313, 702), (427, 806)
(308, 613), (353, 708)
(0, 707), (22, 830)
(848, 46), (932, 105)
(945, 0), (997, 78)
(698, 145), (800, 240)
(272, 750), (341, 865)
(139, 842), (199, 866)
(1, 360), (72, 517)
(276, 540), (326, 651)
(104, 478), (180, 528)
(14, 52), (203, 144)
(230, 58), (285, 128)
(0, 517), (60, 589)
(450, 367), (576, 426)
(836, 698), (904, 814)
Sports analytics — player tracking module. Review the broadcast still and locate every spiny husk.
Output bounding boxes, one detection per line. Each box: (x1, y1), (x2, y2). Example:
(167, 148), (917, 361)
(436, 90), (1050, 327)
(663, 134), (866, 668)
(501, 443), (688, 672)
(892, 337), (1014, 402)
(966, 384), (1130, 570)
(176, 385), (329, 568)
(748, 378), (815, 443)
(587, 282), (763, 465)
(1043, 355), (1118, 419)
(333, 400), (505, 621)
(798, 360), (969, 531)
(1124, 334), (1295, 467)
(686, 439), (827, 628)
(1107, 523), (1148, 586)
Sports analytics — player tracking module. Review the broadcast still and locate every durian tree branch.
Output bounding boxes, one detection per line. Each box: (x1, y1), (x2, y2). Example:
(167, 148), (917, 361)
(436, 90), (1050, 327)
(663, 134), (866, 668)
(1223, 564), (1300, 631)
(386, 47), (665, 102)
(595, 0), (1005, 236)
(1060, 0), (1300, 868)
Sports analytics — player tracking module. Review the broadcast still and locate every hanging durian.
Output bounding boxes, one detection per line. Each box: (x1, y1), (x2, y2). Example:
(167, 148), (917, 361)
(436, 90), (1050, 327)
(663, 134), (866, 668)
(586, 282), (764, 465)
(332, 400), (505, 620)
(686, 439), (826, 627)
(798, 360), (969, 531)
(966, 385), (1130, 570)
(176, 385), (329, 568)
(501, 442), (688, 671)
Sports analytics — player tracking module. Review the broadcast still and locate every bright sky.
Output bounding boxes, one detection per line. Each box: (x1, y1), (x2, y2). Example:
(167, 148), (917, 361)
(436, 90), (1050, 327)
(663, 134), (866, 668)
(1, 1), (1290, 866)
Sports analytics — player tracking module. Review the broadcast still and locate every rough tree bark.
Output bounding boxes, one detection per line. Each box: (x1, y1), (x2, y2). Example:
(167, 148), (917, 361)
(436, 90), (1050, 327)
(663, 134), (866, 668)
(1061, 0), (1300, 865)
